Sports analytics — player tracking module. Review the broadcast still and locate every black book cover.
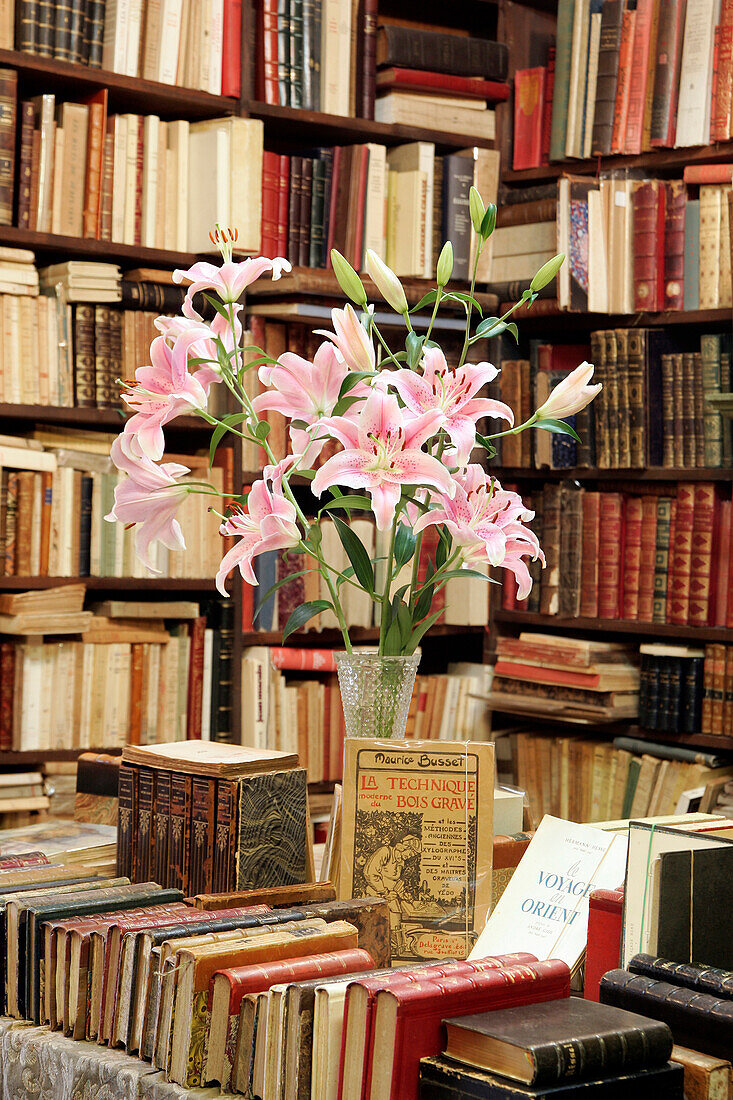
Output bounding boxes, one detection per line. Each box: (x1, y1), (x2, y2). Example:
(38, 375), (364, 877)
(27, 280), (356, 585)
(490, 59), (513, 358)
(656, 658), (672, 732)
(590, 0), (624, 156)
(215, 597), (235, 742)
(301, 0), (319, 109)
(289, 0), (304, 108)
(86, 0), (106, 66)
(657, 846), (733, 970)
(288, 155), (302, 264)
(34, 0), (53, 54)
(443, 999), (672, 1087)
(277, 0), (291, 106)
(638, 654), (650, 728)
(666, 657), (682, 732)
(68, 0), (85, 62)
(116, 764), (136, 879)
(153, 770), (171, 889)
(418, 1056), (684, 1099)
(78, 473), (93, 575)
(309, 156), (326, 268)
(442, 153), (473, 281)
(298, 156), (313, 267)
(53, 0), (73, 60)
(135, 767), (154, 884)
(645, 657), (661, 730)
(376, 25), (509, 81)
(629, 953), (733, 998)
(681, 656), (703, 734)
(319, 146), (334, 266)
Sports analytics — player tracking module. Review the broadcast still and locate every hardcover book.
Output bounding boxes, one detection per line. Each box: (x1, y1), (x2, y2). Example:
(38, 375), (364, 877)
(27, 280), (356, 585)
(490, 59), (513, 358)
(340, 739), (495, 962)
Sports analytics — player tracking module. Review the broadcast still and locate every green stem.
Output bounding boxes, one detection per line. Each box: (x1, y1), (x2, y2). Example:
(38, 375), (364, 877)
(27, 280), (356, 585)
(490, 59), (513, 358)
(485, 413), (539, 440)
(370, 322), (403, 368)
(457, 239), (484, 369)
(378, 515), (399, 655)
(424, 289), (443, 343)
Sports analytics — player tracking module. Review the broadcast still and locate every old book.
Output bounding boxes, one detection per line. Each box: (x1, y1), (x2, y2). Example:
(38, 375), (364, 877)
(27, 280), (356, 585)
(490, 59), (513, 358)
(443, 999), (672, 1085)
(189, 881), (336, 910)
(297, 897), (391, 968)
(628, 953), (733, 997)
(121, 740), (298, 776)
(236, 767), (310, 890)
(656, 846), (733, 969)
(491, 833), (533, 915)
(670, 1046), (732, 1100)
(188, 776), (216, 897)
(340, 739), (494, 963)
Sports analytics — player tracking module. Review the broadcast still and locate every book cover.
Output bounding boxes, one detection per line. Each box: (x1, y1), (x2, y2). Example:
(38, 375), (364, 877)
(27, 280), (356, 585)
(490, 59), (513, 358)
(236, 767), (310, 889)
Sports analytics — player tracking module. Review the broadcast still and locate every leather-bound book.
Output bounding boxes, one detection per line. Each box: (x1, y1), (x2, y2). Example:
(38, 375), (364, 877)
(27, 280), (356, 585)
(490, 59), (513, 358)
(116, 764), (137, 880)
(360, 0), (377, 118)
(298, 897), (390, 968)
(418, 1055), (684, 1099)
(0, 68), (16, 227)
(442, 998), (672, 1086)
(701, 644), (714, 735)
(513, 68), (545, 171)
(671, 1046), (733, 1100)
(189, 881), (336, 910)
(700, 334), (723, 467)
(598, 493), (624, 619)
(668, 483), (694, 624)
(681, 352), (696, 467)
(663, 180), (685, 308)
(491, 833), (533, 915)
(629, 952), (733, 997)
(712, 643), (726, 734)
(637, 495), (658, 621)
(135, 767), (155, 884)
(289, 0), (304, 108)
(169, 772), (192, 894)
(212, 779), (237, 895)
(591, 0), (624, 155)
(650, 0), (686, 146)
(615, 328), (632, 467)
(724, 648), (733, 738)
(301, 0), (319, 111)
(584, 888), (624, 1002)
(261, 149), (280, 255)
(601, 969), (733, 1061)
(661, 354), (675, 465)
(16, 100), (34, 229)
(288, 154), (303, 264)
(689, 482), (716, 625)
(93, 305), (111, 408)
(297, 156), (313, 268)
(632, 181), (665, 311)
(622, 496), (643, 619)
(375, 26), (508, 79)
(73, 304), (96, 407)
(652, 497), (673, 621)
(188, 776), (216, 897)
(309, 157), (326, 268)
(68, 0), (85, 64)
(153, 770), (171, 890)
(681, 655), (704, 734)
(610, 7), (636, 153)
(559, 485), (583, 618)
(84, 0), (105, 67)
(622, 0), (656, 154)
(602, 330), (619, 467)
(580, 491), (601, 618)
(590, 330), (610, 468)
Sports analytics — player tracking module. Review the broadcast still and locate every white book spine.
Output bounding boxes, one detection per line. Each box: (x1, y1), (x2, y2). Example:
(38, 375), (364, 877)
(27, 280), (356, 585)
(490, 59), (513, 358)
(208, 0), (224, 94)
(159, 0), (184, 84)
(123, 114), (139, 245)
(126, 0), (144, 75)
(142, 115), (160, 248)
(111, 116), (128, 243)
(102, 0), (129, 73)
(675, 0), (719, 146)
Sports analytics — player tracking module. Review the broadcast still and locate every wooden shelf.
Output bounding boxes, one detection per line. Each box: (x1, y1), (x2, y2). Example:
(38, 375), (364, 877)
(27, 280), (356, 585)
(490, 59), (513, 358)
(494, 303), (733, 327)
(246, 267), (500, 310)
(502, 139), (733, 184)
(249, 102), (495, 151)
(494, 610), (733, 643)
(0, 49), (236, 118)
(0, 748), (122, 765)
(242, 624), (485, 645)
(0, 576), (219, 591)
(496, 467), (733, 482)
(0, 403), (213, 431)
(628, 728), (733, 755)
(0, 226), (201, 267)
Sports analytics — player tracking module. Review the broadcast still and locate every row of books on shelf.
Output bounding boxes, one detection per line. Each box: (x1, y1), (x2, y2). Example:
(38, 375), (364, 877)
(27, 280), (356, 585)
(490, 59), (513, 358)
(639, 643), (733, 738)
(261, 144), (499, 279)
(502, 482), (733, 630)
(0, 79), (262, 252)
(509, 729), (733, 824)
(241, 646), (491, 783)
(522, 0), (733, 165)
(10, 0), (242, 94)
(493, 174), (733, 314)
(255, 12), (509, 122)
(0, 430), (232, 578)
(0, 591), (235, 749)
(492, 333), (732, 471)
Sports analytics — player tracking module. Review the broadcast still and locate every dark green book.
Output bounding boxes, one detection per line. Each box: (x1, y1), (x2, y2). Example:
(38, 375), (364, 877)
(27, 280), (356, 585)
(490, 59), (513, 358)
(309, 157), (326, 268)
(657, 847), (733, 970)
(289, 0), (304, 108)
(548, 0), (575, 162)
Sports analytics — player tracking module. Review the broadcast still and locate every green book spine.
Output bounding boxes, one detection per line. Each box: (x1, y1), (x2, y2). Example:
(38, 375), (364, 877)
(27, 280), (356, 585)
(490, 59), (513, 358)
(622, 758), (642, 818)
(549, 0), (576, 161)
(700, 333), (723, 467)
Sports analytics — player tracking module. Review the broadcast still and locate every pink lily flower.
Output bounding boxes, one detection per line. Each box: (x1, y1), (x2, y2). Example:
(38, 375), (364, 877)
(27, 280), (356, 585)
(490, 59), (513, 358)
(252, 341), (369, 461)
(106, 435), (191, 572)
(216, 461), (301, 594)
(390, 347), (514, 466)
(535, 360), (601, 420)
(172, 256), (291, 319)
(316, 304), (375, 373)
(160, 309), (244, 392)
(414, 465), (544, 600)
(121, 334), (210, 460)
(312, 383), (452, 530)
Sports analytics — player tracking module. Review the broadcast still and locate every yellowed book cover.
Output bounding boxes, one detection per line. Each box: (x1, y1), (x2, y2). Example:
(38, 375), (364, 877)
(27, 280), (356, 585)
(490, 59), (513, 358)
(339, 738), (494, 963)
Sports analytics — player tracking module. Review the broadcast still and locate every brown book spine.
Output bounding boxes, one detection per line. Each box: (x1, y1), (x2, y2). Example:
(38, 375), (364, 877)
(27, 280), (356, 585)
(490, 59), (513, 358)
(213, 778), (238, 894)
(73, 304), (96, 408)
(360, 0), (378, 118)
(681, 353), (696, 467)
(663, 180), (685, 309)
(702, 644), (715, 735)
(28, 127), (41, 233)
(188, 776), (216, 896)
(624, 328), (644, 467)
(297, 156), (313, 268)
(39, 471), (52, 576)
(579, 491), (600, 618)
(638, 495), (658, 621)
(590, 330), (610, 468)
(688, 483), (715, 625)
(108, 308), (122, 405)
(128, 643), (143, 745)
(603, 331), (620, 467)
(15, 470), (34, 576)
(134, 116), (144, 246)
(622, 495), (643, 619)
(116, 764), (136, 878)
(712, 643), (726, 735)
(632, 180), (665, 312)
(16, 100), (34, 229)
(559, 485), (583, 618)
(668, 484), (694, 625)
(153, 769), (171, 889)
(671, 352), (684, 466)
(82, 96), (105, 238)
(99, 120), (114, 241)
(135, 766), (154, 884)
(598, 493), (623, 618)
(186, 616), (206, 740)
(3, 471), (18, 576)
(0, 642), (15, 750)
(169, 772), (192, 894)
(723, 647), (733, 739)
(0, 68), (17, 226)
(661, 354), (675, 466)
(614, 328), (632, 467)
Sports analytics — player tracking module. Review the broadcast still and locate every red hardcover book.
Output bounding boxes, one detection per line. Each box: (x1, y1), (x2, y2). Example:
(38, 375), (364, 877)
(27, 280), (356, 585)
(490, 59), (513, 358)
(261, 150), (279, 255)
(82, 89), (107, 239)
(0, 850), (48, 869)
(650, 0), (687, 147)
(513, 67), (545, 171)
(688, 482), (716, 625)
(611, 9), (636, 153)
(268, 647), (337, 671)
(632, 180), (665, 311)
(714, 498), (731, 626)
(663, 180), (685, 309)
(683, 163), (733, 183)
(622, 495), (643, 619)
(257, 0), (279, 103)
(185, 615), (206, 739)
(221, 0), (242, 98)
(668, 483), (694, 625)
(493, 661), (618, 689)
(713, 13), (733, 140)
(637, 495), (658, 621)
(598, 493), (624, 619)
(364, 960), (570, 1100)
(277, 154), (290, 256)
(360, 0), (378, 118)
(351, 144), (370, 270)
(579, 491), (601, 618)
(541, 46), (555, 165)
(584, 888), (624, 1002)
(623, 0), (656, 154)
(375, 68), (510, 101)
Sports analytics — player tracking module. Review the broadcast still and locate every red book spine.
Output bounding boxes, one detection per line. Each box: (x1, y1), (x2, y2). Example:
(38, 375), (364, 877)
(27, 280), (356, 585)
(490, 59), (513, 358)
(683, 164), (733, 183)
(377, 68), (511, 100)
(261, 150), (279, 255)
(623, 0), (654, 154)
(0, 850), (48, 869)
(361, 0), (378, 118)
(622, 496), (643, 619)
(584, 888), (624, 1002)
(513, 67), (545, 171)
(715, 499), (732, 626)
(637, 495), (658, 621)
(276, 155), (290, 256)
(541, 47), (555, 165)
(186, 616), (206, 738)
(269, 647), (337, 671)
(82, 93), (106, 239)
(598, 493), (623, 618)
(0, 645), (16, 749)
(221, 0), (242, 97)
(668, 484), (694, 625)
(689, 482), (716, 625)
(217, 948), (374, 1014)
(632, 180), (665, 311)
(611, 10), (636, 154)
(261, 0), (279, 104)
(663, 180), (685, 310)
(579, 491), (600, 618)
(352, 145), (370, 269)
(714, 26), (733, 140)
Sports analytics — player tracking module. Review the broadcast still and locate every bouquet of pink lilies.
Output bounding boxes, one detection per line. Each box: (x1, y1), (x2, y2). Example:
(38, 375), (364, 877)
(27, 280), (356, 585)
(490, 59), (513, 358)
(107, 190), (601, 657)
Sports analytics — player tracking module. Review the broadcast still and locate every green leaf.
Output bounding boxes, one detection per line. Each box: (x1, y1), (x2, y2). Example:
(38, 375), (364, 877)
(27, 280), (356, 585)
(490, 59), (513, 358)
(480, 203), (497, 240)
(475, 316), (506, 338)
(338, 371), (374, 399)
(383, 599), (412, 655)
(253, 570), (311, 622)
(436, 526), (452, 570)
(209, 411), (249, 465)
(394, 523), (417, 570)
(409, 290), (438, 313)
(331, 515), (374, 593)
(320, 494), (372, 514)
(405, 331), (425, 369)
(413, 559), (435, 620)
(534, 417), (582, 442)
(331, 393), (365, 416)
(407, 608), (445, 654)
(254, 420), (271, 440)
(475, 432), (498, 458)
(506, 322), (519, 343)
(436, 568), (496, 584)
(282, 601), (333, 642)
(203, 293), (236, 322)
(306, 523), (322, 549)
(443, 291), (483, 316)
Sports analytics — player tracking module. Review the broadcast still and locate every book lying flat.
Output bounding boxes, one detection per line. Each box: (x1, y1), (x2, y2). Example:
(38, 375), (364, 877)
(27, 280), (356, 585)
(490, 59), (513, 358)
(121, 741), (298, 776)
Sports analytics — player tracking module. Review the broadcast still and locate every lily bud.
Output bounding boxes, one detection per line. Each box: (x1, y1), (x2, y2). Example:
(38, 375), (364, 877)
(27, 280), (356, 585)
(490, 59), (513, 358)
(330, 249), (368, 307)
(436, 241), (454, 286)
(536, 361), (602, 419)
(469, 187), (485, 234)
(530, 253), (565, 293)
(365, 249), (409, 315)
(480, 203), (497, 240)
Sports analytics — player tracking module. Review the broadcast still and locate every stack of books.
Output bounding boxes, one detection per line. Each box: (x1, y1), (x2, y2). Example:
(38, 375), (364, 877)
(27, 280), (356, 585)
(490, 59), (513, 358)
(0, 817), (118, 872)
(639, 643), (733, 739)
(39, 262), (121, 303)
(0, 246), (39, 294)
(0, 772), (49, 822)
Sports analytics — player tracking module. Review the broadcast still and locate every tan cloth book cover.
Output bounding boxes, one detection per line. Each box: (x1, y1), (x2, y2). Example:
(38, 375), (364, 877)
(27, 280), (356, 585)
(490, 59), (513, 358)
(339, 738), (494, 963)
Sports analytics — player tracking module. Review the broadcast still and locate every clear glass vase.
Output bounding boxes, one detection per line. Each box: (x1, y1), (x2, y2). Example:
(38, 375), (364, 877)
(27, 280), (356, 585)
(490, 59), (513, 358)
(334, 650), (420, 740)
